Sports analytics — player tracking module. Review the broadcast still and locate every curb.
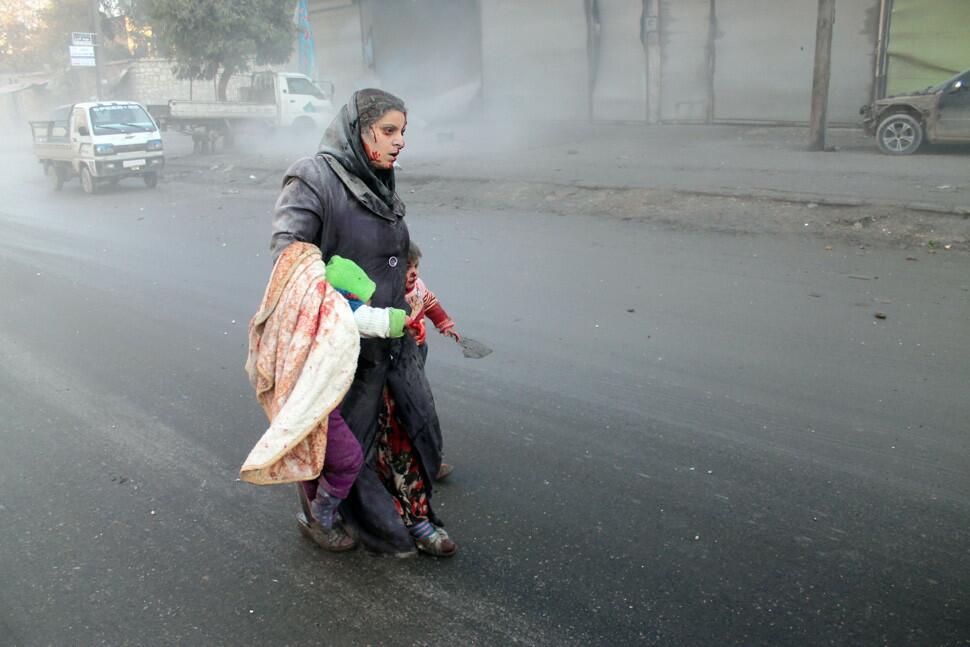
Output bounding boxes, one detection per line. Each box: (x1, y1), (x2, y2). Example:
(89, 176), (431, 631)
(163, 159), (970, 217)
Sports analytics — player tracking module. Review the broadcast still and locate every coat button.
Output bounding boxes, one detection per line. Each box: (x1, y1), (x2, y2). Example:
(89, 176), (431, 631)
(388, 256), (398, 267)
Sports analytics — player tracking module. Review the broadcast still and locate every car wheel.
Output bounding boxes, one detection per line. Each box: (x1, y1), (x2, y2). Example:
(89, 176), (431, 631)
(80, 164), (98, 194)
(876, 113), (923, 155)
(143, 172), (158, 188)
(46, 162), (64, 190)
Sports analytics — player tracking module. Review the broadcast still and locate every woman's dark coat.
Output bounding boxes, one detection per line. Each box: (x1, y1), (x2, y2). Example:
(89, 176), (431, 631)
(269, 99), (443, 554)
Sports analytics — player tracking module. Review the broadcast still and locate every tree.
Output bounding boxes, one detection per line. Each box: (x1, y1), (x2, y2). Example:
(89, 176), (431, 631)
(147, 0), (296, 100)
(0, 0), (138, 74)
(0, 0), (42, 72)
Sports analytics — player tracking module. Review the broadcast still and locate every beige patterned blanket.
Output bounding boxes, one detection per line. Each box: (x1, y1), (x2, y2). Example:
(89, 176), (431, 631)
(240, 242), (359, 485)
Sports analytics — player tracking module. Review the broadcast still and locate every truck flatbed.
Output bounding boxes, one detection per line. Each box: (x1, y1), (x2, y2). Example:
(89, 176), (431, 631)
(30, 120), (75, 162)
(167, 99), (278, 120)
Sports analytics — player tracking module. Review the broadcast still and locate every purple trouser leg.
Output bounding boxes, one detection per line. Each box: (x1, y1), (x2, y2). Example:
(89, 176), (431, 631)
(301, 407), (364, 502)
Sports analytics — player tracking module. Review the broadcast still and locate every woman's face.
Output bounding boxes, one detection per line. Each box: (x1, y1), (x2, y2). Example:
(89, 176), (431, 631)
(361, 109), (406, 170)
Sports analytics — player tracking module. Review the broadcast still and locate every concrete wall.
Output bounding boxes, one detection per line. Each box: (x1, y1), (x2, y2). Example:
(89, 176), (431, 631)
(830, 0), (880, 122)
(480, 0), (590, 121)
(364, 0), (482, 121)
(308, 0), (373, 107)
(301, 0), (881, 125)
(659, 0), (711, 123)
(109, 58), (285, 106)
(591, 0), (648, 122)
(712, 1), (815, 122)
(712, 0), (877, 124)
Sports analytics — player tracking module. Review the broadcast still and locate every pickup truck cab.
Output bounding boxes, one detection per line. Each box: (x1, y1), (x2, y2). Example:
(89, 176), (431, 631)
(861, 67), (970, 155)
(30, 100), (165, 193)
(243, 71), (336, 131)
(150, 72), (336, 152)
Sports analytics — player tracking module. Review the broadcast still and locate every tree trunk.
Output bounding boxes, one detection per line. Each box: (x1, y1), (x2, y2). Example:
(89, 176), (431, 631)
(217, 69), (233, 101)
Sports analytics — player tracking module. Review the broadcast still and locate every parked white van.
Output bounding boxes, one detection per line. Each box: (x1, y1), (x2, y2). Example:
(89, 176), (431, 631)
(31, 101), (165, 193)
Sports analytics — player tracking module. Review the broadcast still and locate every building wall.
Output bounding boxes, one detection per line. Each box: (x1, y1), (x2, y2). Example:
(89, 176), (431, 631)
(308, 0), (372, 107)
(659, 0), (712, 122)
(109, 59), (285, 106)
(363, 0), (482, 121)
(712, 0), (878, 124)
(591, 0), (648, 122)
(479, 0), (590, 121)
(303, 0), (883, 125)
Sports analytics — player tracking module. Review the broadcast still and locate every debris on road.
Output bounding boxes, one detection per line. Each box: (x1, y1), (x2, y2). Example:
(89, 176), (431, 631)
(459, 337), (492, 359)
(875, 312), (887, 320)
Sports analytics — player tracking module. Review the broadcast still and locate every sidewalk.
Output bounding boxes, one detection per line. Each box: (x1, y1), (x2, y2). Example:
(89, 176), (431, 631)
(164, 121), (970, 215)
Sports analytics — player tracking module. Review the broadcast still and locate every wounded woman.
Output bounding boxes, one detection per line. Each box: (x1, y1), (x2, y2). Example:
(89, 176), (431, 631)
(269, 89), (456, 557)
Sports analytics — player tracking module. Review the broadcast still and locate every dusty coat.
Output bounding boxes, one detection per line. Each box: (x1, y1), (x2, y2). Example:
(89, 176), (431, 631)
(271, 153), (444, 554)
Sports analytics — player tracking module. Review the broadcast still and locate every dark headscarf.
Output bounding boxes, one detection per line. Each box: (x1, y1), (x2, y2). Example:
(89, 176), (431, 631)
(317, 89), (406, 209)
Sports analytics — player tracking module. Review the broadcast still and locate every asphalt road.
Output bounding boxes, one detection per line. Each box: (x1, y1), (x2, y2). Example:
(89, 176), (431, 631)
(1, 151), (968, 646)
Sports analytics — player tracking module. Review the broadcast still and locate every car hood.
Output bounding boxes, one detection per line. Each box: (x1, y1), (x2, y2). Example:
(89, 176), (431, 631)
(874, 93), (937, 109)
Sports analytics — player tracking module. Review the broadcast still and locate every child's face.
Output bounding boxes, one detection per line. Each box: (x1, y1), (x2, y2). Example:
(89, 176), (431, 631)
(405, 261), (419, 290)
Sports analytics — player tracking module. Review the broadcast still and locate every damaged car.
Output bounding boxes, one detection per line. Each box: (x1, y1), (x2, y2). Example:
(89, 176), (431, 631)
(861, 67), (970, 155)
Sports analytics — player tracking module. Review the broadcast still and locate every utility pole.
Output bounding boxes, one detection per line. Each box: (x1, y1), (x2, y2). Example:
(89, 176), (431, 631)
(644, 0), (661, 124)
(808, 0), (835, 150)
(90, 0), (104, 99)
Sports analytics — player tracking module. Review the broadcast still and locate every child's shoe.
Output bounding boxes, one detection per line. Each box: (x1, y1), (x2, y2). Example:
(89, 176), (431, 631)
(435, 462), (454, 481)
(409, 520), (457, 557)
(297, 511), (357, 552)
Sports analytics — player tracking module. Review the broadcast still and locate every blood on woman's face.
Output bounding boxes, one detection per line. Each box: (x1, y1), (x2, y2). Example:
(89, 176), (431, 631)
(362, 110), (406, 170)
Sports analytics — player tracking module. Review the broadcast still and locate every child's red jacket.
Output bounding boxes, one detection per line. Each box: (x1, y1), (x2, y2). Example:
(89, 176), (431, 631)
(404, 277), (455, 345)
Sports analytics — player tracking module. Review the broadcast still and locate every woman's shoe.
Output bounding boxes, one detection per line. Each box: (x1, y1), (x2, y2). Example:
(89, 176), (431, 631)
(414, 526), (458, 557)
(435, 462), (454, 481)
(297, 512), (357, 552)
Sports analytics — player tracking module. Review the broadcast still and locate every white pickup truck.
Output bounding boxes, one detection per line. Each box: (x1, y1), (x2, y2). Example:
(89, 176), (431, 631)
(30, 101), (165, 193)
(148, 71), (336, 152)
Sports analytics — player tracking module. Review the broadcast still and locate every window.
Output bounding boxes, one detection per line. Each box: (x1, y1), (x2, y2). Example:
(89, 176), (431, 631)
(74, 109), (88, 135)
(286, 77), (324, 99)
(89, 104), (155, 134)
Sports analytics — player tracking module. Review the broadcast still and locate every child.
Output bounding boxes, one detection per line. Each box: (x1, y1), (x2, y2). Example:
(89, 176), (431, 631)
(404, 241), (461, 363)
(300, 255), (405, 551)
(404, 241), (459, 480)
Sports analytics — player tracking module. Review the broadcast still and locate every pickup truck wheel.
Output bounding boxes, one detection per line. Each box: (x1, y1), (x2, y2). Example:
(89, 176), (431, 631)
(143, 172), (158, 188)
(80, 165), (98, 194)
(876, 113), (923, 155)
(46, 162), (64, 190)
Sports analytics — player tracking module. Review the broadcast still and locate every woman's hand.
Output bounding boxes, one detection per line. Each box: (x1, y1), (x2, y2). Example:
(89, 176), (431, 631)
(443, 328), (462, 343)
